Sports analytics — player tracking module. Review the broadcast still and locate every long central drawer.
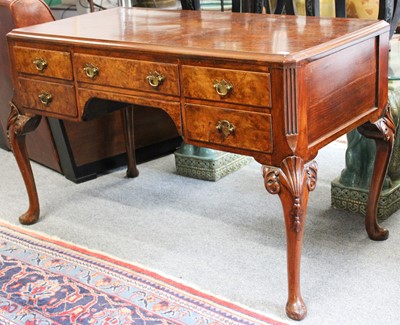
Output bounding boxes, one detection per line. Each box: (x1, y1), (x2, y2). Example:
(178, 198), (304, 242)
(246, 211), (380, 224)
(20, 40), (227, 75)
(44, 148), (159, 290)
(73, 53), (180, 96)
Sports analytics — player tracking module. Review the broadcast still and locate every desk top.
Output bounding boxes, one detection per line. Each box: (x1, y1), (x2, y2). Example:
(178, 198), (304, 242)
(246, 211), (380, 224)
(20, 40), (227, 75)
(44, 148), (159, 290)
(8, 7), (389, 63)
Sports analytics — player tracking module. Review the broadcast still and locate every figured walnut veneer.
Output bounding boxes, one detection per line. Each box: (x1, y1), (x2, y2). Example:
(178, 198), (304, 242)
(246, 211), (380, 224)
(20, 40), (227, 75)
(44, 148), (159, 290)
(5, 8), (394, 321)
(14, 46), (73, 80)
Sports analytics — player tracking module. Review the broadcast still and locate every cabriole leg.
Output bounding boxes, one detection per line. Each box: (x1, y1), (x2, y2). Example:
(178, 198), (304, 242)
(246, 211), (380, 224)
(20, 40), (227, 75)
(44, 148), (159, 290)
(121, 105), (139, 178)
(7, 102), (41, 225)
(358, 105), (395, 241)
(263, 156), (318, 321)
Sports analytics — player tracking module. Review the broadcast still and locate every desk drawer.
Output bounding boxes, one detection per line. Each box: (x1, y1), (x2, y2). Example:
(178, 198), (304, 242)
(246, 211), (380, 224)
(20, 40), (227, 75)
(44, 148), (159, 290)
(74, 54), (179, 96)
(13, 46), (73, 80)
(184, 104), (272, 153)
(18, 77), (77, 118)
(182, 66), (271, 107)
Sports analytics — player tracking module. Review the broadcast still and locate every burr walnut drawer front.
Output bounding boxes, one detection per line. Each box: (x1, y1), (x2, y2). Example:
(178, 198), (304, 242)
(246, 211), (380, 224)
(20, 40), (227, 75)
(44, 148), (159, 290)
(184, 104), (272, 153)
(13, 46), (73, 80)
(73, 54), (180, 96)
(181, 66), (271, 107)
(18, 77), (77, 118)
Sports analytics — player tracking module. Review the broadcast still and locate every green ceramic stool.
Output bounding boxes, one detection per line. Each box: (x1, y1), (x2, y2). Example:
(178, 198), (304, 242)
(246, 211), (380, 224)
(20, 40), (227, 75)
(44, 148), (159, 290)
(331, 37), (400, 220)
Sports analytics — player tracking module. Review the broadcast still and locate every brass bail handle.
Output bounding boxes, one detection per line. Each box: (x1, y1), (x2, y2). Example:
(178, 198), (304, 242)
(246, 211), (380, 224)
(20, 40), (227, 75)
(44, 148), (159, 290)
(33, 58), (48, 72)
(216, 119), (235, 138)
(147, 71), (165, 88)
(213, 79), (233, 96)
(38, 92), (52, 106)
(83, 63), (99, 79)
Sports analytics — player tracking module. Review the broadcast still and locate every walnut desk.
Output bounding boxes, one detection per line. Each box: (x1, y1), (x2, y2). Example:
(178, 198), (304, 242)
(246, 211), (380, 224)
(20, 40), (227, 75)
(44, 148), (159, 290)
(6, 8), (394, 321)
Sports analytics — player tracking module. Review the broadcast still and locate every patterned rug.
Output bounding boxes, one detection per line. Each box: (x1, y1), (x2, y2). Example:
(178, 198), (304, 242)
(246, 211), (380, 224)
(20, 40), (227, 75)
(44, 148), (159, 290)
(0, 221), (286, 325)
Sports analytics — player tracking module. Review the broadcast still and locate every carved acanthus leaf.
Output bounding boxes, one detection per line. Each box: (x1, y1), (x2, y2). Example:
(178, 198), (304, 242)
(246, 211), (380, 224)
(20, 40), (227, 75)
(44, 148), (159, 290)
(6, 102), (19, 133)
(6, 102), (41, 151)
(358, 104), (395, 144)
(7, 102), (41, 136)
(376, 104), (395, 142)
(263, 166), (281, 194)
(306, 161), (318, 192)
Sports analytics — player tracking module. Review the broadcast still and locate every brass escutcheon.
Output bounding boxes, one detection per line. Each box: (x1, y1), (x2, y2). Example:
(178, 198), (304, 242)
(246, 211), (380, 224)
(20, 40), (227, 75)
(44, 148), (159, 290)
(213, 79), (233, 96)
(146, 71), (165, 88)
(83, 63), (99, 79)
(33, 58), (47, 72)
(216, 119), (235, 138)
(38, 92), (52, 106)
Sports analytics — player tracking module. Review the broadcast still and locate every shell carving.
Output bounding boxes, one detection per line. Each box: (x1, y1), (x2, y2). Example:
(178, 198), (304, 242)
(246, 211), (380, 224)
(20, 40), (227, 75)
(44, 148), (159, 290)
(263, 157), (318, 232)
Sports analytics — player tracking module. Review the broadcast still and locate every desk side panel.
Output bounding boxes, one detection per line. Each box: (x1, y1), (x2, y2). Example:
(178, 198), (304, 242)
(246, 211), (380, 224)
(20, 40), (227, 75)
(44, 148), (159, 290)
(305, 38), (379, 149)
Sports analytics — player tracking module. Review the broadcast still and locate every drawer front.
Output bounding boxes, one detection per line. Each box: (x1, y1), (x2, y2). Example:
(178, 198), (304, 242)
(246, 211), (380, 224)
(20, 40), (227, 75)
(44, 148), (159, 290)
(184, 104), (272, 153)
(74, 54), (180, 96)
(13, 46), (73, 80)
(182, 66), (271, 107)
(18, 77), (77, 118)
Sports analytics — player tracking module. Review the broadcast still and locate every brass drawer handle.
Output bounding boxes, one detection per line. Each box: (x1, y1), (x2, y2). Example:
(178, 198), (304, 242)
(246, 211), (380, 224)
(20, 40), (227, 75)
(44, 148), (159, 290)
(83, 63), (99, 79)
(213, 79), (233, 97)
(33, 58), (47, 72)
(38, 92), (52, 106)
(147, 71), (165, 88)
(216, 119), (235, 138)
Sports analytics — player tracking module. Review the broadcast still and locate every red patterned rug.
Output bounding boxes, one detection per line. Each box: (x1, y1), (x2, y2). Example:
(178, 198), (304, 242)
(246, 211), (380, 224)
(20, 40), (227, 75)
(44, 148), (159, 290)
(0, 221), (286, 324)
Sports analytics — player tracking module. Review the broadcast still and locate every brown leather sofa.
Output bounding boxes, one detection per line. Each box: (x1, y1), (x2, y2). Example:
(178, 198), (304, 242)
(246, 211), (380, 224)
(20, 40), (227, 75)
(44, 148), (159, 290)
(0, 0), (59, 169)
(0, 0), (180, 182)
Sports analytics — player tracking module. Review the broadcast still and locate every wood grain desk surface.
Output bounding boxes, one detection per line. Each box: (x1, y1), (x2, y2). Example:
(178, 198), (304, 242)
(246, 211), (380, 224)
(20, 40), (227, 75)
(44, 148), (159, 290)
(8, 7), (387, 61)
